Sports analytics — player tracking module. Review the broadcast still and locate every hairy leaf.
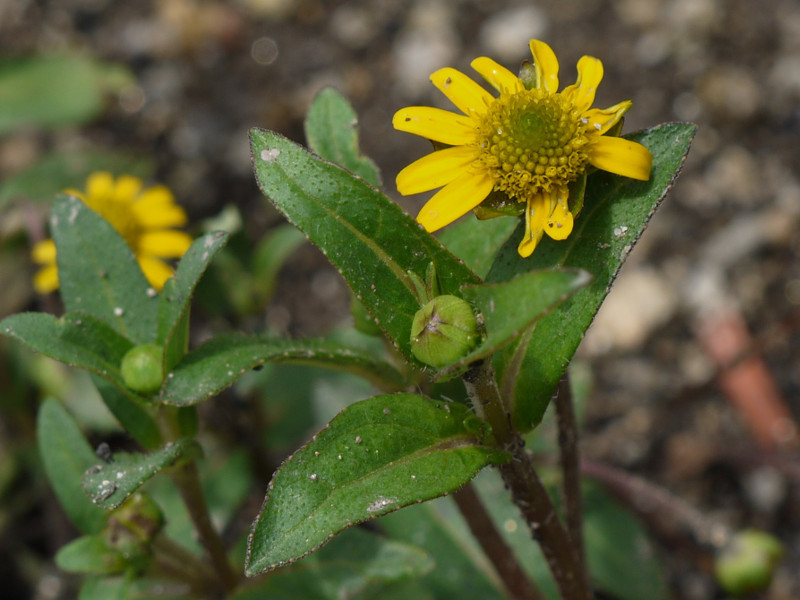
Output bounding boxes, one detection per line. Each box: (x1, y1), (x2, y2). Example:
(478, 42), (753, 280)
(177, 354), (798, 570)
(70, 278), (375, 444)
(487, 123), (696, 430)
(304, 87), (381, 186)
(250, 129), (479, 361)
(246, 393), (503, 575)
(161, 333), (406, 406)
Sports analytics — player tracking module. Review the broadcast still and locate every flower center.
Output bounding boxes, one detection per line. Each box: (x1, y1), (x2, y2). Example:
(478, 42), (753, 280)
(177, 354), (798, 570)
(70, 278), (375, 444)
(477, 90), (590, 201)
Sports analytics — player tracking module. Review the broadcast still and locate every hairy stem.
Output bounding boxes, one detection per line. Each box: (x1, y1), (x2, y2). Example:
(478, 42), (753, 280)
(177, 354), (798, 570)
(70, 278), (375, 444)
(157, 406), (239, 594)
(463, 361), (592, 600)
(554, 376), (587, 577)
(453, 482), (545, 600)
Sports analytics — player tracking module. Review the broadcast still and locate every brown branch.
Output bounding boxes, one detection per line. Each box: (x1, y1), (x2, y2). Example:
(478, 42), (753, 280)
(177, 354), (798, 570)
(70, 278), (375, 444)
(554, 376), (587, 576)
(463, 360), (593, 600)
(453, 482), (545, 600)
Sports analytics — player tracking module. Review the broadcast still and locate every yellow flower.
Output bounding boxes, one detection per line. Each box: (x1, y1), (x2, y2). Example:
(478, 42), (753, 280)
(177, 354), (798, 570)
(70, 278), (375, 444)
(393, 39), (653, 257)
(32, 172), (193, 293)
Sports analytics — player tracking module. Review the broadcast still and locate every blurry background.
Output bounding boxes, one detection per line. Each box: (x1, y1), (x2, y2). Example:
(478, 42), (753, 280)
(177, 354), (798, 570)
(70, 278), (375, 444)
(1, 0), (799, 598)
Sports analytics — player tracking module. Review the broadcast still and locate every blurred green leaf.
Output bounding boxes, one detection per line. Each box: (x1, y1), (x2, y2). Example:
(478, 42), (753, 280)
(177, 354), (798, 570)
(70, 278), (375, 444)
(78, 576), (130, 600)
(0, 54), (133, 135)
(235, 528), (432, 600)
(438, 216), (517, 279)
(436, 268), (590, 379)
(582, 483), (669, 600)
(245, 393), (503, 575)
(251, 224), (307, 303)
(37, 398), (107, 533)
(55, 534), (126, 574)
(488, 123), (696, 431)
(250, 129), (479, 362)
(304, 87), (381, 187)
(379, 499), (508, 600)
(0, 148), (152, 210)
(52, 194), (158, 345)
(161, 333), (406, 406)
(82, 438), (202, 509)
(157, 231), (229, 372)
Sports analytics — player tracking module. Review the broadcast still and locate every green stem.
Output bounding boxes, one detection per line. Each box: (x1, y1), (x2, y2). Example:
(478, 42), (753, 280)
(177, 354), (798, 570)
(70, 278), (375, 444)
(463, 360), (592, 600)
(157, 406), (239, 594)
(151, 533), (217, 594)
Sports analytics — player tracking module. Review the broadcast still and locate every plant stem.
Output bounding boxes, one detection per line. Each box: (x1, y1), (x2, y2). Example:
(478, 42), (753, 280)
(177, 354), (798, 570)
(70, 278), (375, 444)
(453, 482), (545, 600)
(554, 376), (587, 576)
(157, 406), (239, 594)
(151, 533), (218, 594)
(171, 461), (240, 593)
(463, 361), (592, 600)
(580, 458), (730, 548)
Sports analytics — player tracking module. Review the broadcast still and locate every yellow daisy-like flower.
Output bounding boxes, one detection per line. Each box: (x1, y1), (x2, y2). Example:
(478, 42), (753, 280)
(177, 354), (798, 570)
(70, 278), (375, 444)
(32, 172), (193, 293)
(393, 39), (653, 257)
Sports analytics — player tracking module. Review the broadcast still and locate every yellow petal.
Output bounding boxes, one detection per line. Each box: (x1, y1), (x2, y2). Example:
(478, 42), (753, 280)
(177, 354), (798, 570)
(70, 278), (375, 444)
(589, 136), (653, 181)
(138, 256), (174, 291)
(470, 57), (524, 95)
(138, 230), (193, 258)
(33, 264), (59, 293)
(132, 202), (187, 228)
(544, 193), (574, 241)
(85, 172), (115, 201)
(529, 40), (559, 94)
(582, 100), (632, 135)
(430, 68), (493, 117)
(31, 238), (56, 264)
(562, 56), (603, 113)
(393, 107), (477, 146)
(416, 170), (495, 232)
(396, 146), (480, 195)
(518, 194), (547, 257)
(113, 175), (143, 204)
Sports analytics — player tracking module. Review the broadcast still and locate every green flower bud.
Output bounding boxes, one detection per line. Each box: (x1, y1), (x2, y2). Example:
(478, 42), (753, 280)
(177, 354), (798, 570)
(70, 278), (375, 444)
(120, 344), (164, 394)
(714, 529), (784, 596)
(111, 493), (165, 544)
(410, 295), (479, 368)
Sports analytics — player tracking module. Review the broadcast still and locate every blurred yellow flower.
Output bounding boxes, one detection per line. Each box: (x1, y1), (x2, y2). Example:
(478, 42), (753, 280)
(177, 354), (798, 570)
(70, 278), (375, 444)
(32, 172), (193, 293)
(393, 39), (653, 257)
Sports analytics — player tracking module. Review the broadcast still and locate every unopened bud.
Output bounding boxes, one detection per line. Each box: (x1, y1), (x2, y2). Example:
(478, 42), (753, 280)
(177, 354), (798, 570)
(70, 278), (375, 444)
(714, 529), (783, 596)
(410, 295), (479, 368)
(120, 344), (164, 394)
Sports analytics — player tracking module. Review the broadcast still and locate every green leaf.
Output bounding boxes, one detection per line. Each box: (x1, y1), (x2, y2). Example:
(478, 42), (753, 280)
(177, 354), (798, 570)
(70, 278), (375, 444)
(161, 333), (407, 406)
(487, 123), (696, 430)
(78, 576), (130, 600)
(1, 311), (133, 389)
(438, 216), (517, 279)
(435, 268), (590, 378)
(51, 194), (158, 345)
(304, 87), (381, 187)
(157, 231), (229, 372)
(234, 528), (432, 600)
(55, 535), (126, 574)
(0, 54), (133, 135)
(583, 483), (669, 600)
(250, 129), (480, 361)
(82, 438), (201, 509)
(379, 499), (509, 600)
(37, 398), (107, 533)
(0, 148), (152, 211)
(245, 393), (503, 575)
(91, 375), (161, 450)
(251, 224), (307, 303)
